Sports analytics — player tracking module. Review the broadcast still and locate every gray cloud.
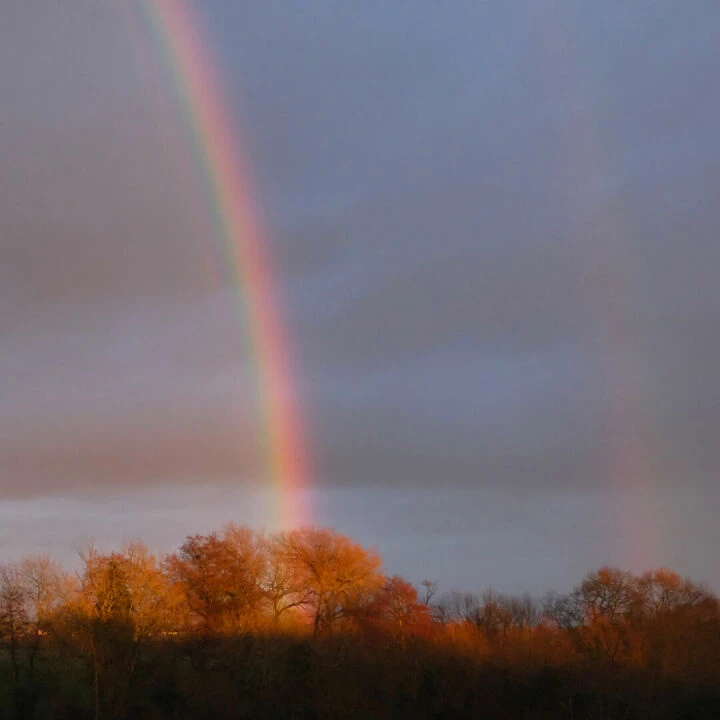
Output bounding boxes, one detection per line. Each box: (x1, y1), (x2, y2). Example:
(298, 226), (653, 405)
(1, 0), (720, 588)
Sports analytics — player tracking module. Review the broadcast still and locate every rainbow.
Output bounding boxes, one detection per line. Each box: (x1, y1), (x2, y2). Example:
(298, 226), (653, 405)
(531, 5), (661, 571)
(125, 0), (310, 527)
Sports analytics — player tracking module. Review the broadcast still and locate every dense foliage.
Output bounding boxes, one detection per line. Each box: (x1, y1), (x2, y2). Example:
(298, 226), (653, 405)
(0, 525), (718, 719)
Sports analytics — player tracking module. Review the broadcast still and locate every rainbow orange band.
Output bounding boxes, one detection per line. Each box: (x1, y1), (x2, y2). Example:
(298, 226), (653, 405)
(139, 0), (310, 527)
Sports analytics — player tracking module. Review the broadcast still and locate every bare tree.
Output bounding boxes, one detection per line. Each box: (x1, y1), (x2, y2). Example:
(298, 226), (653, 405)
(20, 556), (64, 675)
(276, 528), (383, 635)
(0, 563), (28, 683)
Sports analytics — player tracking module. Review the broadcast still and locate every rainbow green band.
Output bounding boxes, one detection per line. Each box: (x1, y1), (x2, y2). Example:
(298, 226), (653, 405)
(132, 0), (310, 527)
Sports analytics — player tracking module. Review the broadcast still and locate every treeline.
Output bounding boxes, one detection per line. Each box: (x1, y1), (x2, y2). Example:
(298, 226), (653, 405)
(0, 525), (719, 719)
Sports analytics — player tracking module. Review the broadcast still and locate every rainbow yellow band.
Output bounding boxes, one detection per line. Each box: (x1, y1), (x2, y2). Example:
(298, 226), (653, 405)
(136, 0), (310, 527)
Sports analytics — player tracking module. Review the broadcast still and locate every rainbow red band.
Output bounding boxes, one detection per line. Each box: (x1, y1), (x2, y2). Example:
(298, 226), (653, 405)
(138, 0), (310, 526)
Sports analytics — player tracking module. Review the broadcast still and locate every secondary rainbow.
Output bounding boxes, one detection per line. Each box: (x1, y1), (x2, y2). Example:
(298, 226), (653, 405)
(531, 5), (661, 570)
(135, 0), (310, 527)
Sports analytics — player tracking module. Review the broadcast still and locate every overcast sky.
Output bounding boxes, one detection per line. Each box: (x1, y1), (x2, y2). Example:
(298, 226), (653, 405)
(1, 1), (719, 593)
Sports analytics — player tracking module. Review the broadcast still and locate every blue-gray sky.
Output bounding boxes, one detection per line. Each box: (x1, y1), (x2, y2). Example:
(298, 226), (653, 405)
(1, 1), (719, 593)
